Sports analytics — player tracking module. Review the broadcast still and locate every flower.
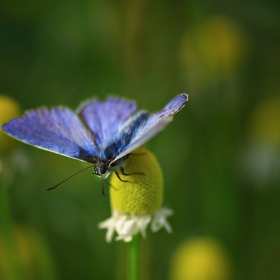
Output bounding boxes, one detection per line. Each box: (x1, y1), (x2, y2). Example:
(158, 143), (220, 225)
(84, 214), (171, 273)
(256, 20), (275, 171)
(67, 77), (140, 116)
(98, 148), (173, 242)
(180, 15), (247, 92)
(0, 95), (21, 156)
(241, 95), (280, 188)
(0, 225), (57, 279)
(170, 237), (232, 280)
(0, 95), (26, 182)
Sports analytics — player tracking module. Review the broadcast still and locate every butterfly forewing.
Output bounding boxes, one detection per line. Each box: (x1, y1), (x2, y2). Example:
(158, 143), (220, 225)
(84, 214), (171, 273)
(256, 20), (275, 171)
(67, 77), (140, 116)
(2, 107), (99, 163)
(112, 94), (188, 162)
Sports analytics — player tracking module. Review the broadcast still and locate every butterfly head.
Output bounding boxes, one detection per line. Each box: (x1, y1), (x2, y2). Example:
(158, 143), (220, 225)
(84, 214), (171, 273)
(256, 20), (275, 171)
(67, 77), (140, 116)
(94, 161), (109, 177)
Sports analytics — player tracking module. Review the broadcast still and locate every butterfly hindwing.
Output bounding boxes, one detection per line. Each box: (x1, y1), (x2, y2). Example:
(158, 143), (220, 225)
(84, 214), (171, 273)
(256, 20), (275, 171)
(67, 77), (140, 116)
(2, 107), (99, 163)
(78, 96), (137, 151)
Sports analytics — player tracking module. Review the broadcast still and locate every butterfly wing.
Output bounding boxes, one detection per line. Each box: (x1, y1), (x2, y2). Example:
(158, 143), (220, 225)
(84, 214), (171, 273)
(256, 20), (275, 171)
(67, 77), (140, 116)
(77, 96), (137, 151)
(112, 94), (188, 162)
(2, 107), (99, 163)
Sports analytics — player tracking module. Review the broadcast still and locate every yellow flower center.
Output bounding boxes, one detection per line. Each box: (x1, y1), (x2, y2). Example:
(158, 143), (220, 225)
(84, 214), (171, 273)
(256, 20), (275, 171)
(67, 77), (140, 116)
(110, 148), (163, 215)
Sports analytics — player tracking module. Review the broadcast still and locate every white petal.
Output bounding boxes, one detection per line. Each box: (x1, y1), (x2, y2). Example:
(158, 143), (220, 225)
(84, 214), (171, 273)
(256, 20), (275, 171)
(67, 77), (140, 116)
(118, 219), (136, 235)
(98, 207), (173, 242)
(115, 215), (129, 233)
(151, 207), (174, 233)
(116, 234), (133, 242)
(136, 215), (151, 238)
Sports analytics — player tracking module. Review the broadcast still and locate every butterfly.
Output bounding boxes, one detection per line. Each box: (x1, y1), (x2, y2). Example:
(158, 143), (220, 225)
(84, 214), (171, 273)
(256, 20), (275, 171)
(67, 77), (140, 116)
(2, 94), (188, 187)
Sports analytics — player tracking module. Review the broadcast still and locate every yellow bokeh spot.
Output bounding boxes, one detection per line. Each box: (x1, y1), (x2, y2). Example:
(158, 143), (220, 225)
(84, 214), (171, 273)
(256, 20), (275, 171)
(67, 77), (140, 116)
(249, 95), (280, 145)
(0, 95), (21, 155)
(170, 237), (232, 280)
(196, 16), (247, 70)
(0, 226), (56, 279)
(110, 148), (163, 214)
(180, 15), (247, 84)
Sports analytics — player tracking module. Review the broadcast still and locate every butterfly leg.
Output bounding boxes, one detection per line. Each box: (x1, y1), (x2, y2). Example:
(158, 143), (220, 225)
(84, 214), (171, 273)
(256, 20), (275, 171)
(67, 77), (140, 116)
(127, 152), (147, 158)
(104, 177), (118, 191)
(101, 180), (106, 197)
(115, 170), (131, 183)
(120, 166), (144, 176)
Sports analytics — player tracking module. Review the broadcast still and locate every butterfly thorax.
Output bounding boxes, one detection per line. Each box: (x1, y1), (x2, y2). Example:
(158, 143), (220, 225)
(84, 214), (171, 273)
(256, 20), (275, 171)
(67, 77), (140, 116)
(94, 155), (128, 178)
(94, 140), (125, 176)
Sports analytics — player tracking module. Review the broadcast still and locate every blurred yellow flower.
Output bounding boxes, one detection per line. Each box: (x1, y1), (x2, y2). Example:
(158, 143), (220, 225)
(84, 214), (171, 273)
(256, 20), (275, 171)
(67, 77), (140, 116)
(249, 95), (280, 146)
(0, 95), (21, 155)
(196, 16), (246, 71)
(170, 237), (232, 280)
(180, 15), (248, 90)
(0, 226), (57, 280)
(98, 148), (173, 242)
(241, 95), (280, 187)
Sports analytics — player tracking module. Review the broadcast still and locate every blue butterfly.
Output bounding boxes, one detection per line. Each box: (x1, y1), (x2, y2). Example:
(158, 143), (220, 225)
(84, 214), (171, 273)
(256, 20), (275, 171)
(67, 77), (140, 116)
(2, 94), (187, 185)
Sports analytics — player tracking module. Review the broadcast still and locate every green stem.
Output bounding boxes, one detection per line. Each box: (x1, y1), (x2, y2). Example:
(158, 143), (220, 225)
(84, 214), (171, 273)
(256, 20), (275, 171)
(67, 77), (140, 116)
(128, 234), (140, 280)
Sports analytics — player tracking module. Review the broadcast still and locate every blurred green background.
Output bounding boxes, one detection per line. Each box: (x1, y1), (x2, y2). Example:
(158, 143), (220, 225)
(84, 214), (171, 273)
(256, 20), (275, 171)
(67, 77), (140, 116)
(0, 0), (280, 279)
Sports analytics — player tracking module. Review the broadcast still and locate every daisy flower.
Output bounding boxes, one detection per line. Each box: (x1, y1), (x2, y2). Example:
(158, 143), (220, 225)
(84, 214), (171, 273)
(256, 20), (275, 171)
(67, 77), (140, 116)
(98, 148), (173, 242)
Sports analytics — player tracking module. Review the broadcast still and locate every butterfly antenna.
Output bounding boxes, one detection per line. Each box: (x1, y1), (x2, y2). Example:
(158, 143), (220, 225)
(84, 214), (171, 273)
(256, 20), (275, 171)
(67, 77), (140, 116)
(46, 165), (94, 191)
